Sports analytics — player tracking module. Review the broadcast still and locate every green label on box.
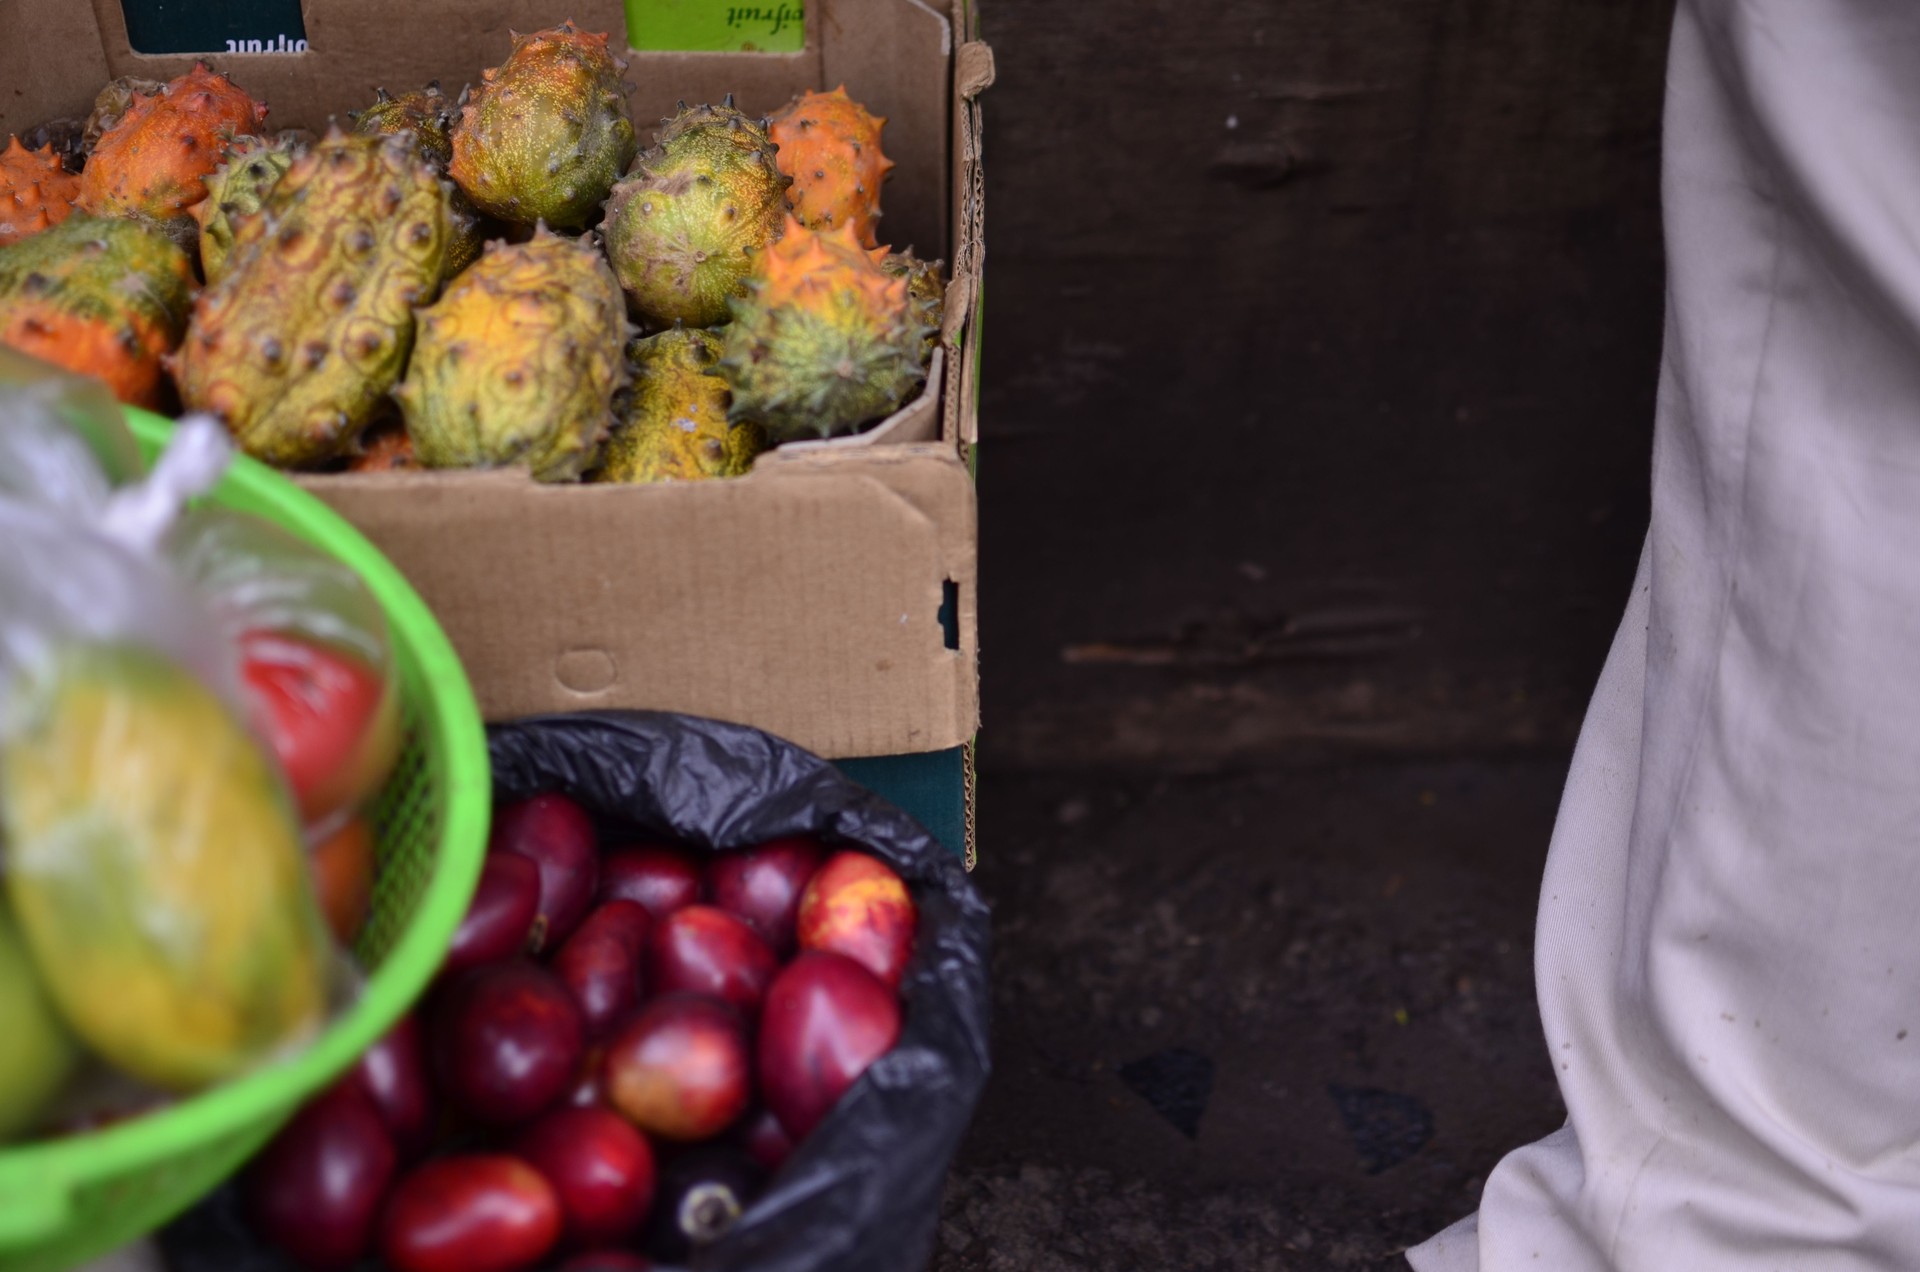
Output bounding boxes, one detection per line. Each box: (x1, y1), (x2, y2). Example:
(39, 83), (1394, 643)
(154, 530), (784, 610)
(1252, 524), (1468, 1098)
(121, 0), (308, 55)
(625, 0), (805, 52)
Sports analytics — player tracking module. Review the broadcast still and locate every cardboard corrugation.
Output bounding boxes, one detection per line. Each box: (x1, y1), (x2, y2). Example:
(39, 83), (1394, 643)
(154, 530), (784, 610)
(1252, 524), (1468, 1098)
(2, 0), (989, 760)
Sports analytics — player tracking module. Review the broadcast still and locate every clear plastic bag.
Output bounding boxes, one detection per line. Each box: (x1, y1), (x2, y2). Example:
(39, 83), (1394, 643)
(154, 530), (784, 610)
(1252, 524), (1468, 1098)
(0, 411), (336, 1115)
(165, 507), (403, 831)
(0, 348), (144, 505)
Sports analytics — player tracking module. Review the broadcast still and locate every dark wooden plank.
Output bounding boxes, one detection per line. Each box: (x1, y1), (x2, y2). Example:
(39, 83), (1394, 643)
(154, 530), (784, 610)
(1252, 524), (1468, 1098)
(976, 0), (1676, 771)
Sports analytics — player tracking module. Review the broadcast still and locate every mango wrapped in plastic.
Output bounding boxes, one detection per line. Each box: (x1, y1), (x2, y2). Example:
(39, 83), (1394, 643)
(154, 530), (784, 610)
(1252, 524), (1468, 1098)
(0, 355), (349, 1136)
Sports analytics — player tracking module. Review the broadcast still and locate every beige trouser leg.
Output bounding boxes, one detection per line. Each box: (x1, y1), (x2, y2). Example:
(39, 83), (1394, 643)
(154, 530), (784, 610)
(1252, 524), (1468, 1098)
(1412, 1), (1920, 1267)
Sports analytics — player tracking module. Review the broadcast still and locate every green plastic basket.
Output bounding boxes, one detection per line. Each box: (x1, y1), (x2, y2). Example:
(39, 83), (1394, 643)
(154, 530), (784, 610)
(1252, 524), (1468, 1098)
(0, 410), (491, 1272)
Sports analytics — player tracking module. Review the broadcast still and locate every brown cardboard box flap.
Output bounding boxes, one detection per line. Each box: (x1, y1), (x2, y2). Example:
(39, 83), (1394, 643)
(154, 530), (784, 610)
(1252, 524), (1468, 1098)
(300, 445), (978, 756)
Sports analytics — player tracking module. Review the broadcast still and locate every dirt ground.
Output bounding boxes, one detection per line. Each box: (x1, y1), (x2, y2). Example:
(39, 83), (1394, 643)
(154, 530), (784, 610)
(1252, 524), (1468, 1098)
(933, 764), (1569, 1271)
(935, 0), (1679, 1266)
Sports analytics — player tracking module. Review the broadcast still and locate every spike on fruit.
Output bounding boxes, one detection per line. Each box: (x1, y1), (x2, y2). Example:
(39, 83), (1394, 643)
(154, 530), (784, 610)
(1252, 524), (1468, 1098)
(0, 138), (82, 248)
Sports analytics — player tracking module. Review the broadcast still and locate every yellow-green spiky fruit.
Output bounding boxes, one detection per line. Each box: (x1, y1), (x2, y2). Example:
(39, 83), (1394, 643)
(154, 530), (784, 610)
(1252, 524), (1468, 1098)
(352, 83), (487, 279)
(171, 128), (451, 467)
(0, 213), (195, 408)
(82, 77), (168, 152)
(351, 82), (458, 168)
(449, 22), (635, 230)
(594, 326), (766, 482)
(878, 248), (944, 359)
(602, 98), (790, 328)
(396, 228), (627, 481)
(195, 135), (301, 284)
(717, 216), (931, 440)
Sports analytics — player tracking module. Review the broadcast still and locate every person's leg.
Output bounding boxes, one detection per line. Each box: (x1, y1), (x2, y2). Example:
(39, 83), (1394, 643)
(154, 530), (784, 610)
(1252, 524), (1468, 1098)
(1412, 1), (1920, 1267)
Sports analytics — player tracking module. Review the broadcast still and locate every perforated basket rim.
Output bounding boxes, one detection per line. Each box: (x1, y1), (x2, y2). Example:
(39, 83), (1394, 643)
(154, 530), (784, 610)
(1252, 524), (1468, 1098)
(0, 409), (490, 1243)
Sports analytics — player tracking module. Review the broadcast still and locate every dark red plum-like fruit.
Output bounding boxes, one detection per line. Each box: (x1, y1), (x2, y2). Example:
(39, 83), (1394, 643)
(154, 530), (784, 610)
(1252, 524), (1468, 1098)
(738, 1106), (794, 1172)
(379, 1154), (562, 1272)
(560, 1253), (652, 1270)
(243, 1083), (398, 1270)
(758, 952), (902, 1141)
(567, 1044), (611, 1108)
(513, 1105), (657, 1247)
(433, 961), (585, 1127)
(606, 994), (751, 1142)
(352, 1014), (435, 1159)
(492, 793), (600, 950)
(704, 837), (825, 955)
(643, 1145), (765, 1265)
(646, 905), (778, 1017)
(598, 846), (702, 920)
(554, 900), (652, 1039)
(795, 851), (917, 990)
(444, 852), (541, 976)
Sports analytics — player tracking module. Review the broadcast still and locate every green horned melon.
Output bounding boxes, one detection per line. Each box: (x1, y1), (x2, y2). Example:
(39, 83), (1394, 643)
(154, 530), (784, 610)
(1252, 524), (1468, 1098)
(594, 326), (767, 483)
(194, 134), (302, 284)
(879, 249), (946, 359)
(396, 227), (628, 481)
(448, 22), (635, 230)
(0, 644), (330, 1092)
(352, 82), (487, 279)
(170, 127), (452, 468)
(717, 216), (933, 440)
(602, 98), (791, 328)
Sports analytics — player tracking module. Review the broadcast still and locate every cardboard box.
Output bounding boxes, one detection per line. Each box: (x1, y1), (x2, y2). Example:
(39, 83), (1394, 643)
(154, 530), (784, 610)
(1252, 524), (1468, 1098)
(0, 0), (991, 765)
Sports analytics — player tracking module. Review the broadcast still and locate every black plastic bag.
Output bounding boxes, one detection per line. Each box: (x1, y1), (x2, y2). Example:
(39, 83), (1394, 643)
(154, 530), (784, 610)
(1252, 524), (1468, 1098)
(161, 710), (990, 1272)
(487, 711), (993, 1272)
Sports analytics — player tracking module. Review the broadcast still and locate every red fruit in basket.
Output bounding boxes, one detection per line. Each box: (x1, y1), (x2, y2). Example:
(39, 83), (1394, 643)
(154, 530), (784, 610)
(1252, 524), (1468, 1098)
(433, 961), (585, 1126)
(647, 905), (778, 1017)
(492, 794), (600, 951)
(795, 851), (917, 989)
(380, 1154), (562, 1272)
(352, 1014), (435, 1160)
(758, 952), (902, 1141)
(239, 629), (402, 824)
(243, 1083), (398, 1270)
(444, 851), (542, 976)
(554, 900), (652, 1039)
(513, 1105), (657, 1247)
(308, 815), (375, 946)
(739, 1106), (795, 1172)
(599, 846), (702, 920)
(606, 994), (751, 1142)
(704, 837), (826, 955)
(561, 1253), (652, 1271)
